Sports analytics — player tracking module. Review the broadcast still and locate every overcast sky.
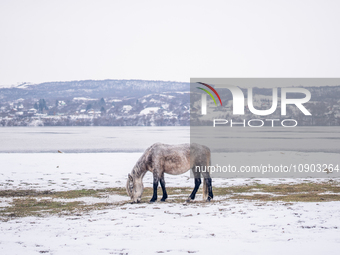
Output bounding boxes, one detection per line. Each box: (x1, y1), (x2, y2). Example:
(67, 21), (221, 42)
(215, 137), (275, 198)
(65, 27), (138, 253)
(1, 0), (340, 87)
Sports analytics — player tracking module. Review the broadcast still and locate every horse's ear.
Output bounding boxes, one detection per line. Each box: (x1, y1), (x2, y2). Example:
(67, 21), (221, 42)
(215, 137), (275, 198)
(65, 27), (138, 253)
(128, 174), (133, 181)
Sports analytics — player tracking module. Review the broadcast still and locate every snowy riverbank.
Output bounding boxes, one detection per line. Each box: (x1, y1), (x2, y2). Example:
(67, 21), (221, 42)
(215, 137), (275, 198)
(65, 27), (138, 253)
(1, 152), (340, 255)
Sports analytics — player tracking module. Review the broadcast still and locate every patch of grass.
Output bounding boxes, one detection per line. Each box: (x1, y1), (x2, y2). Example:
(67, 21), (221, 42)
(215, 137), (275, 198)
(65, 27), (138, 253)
(258, 182), (340, 194)
(0, 187), (128, 199)
(230, 193), (340, 202)
(0, 198), (128, 219)
(1, 181), (340, 220)
(2, 198), (84, 218)
(223, 181), (340, 202)
(53, 189), (99, 199)
(0, 190), (53, 197)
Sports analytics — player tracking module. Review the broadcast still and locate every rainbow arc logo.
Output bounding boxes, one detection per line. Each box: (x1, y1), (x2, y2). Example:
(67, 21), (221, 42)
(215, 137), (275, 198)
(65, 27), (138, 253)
(196, 82), (222, 106)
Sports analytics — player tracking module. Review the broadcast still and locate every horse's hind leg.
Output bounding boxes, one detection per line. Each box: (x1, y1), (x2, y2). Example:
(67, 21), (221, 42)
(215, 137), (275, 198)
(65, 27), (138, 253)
(187, 170), (201, 202)
(202, 171), (213, 201)
(160, 173), (168, 202)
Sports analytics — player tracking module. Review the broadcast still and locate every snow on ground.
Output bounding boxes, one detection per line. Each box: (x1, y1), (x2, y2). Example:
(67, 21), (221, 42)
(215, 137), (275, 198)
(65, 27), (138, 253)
(1, 153), (340, 254)
(1, 153), (142, 191)
(0, 200), (340, 255)
(0, 152), (335, 192)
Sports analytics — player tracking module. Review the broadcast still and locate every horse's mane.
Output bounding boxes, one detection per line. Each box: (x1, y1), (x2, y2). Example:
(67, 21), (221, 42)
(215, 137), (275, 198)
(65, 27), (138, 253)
(131, 143), (158, 178)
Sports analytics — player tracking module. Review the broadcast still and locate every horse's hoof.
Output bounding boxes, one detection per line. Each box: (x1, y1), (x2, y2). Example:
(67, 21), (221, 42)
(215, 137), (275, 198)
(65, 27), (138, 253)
(149, 200), (156, 203)
(206, 196), (212, 202)
(186, 197), (193, 203)
(160, 199), (166, 202)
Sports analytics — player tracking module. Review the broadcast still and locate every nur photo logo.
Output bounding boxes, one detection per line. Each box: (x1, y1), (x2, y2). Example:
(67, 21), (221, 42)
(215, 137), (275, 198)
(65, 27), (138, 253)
(196, 81), (312, 128)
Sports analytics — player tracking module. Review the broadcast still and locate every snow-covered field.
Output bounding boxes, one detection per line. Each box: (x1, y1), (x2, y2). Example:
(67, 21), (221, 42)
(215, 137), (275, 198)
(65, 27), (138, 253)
(1, 199), (340, 255)
(1, 152), (340, 254)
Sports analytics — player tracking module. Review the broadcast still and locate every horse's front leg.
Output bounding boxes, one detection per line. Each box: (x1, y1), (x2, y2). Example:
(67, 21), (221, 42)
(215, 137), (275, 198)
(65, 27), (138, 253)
(150, 172), (159, 203)
(160, 173), (167, 202)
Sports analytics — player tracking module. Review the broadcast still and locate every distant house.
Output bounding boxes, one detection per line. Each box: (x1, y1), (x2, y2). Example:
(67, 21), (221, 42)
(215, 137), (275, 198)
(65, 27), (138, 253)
(28, 108), (37, 114)
(58, 101), (67, 106)
(122, 105), (132, 113)
(35, 113), (47, 117)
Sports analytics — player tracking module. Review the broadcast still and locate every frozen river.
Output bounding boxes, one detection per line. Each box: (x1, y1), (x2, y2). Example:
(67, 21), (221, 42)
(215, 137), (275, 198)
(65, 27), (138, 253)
(0, 126), (339, 153)
(0, 126), (189, 153)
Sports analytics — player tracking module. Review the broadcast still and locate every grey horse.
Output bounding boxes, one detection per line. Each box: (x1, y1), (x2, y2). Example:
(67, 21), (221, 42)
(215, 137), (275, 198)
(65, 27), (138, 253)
(126, 143), (213, 203)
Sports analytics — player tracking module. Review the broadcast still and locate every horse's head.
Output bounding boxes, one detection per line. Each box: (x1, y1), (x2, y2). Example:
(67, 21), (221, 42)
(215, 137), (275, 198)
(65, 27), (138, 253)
(126, 173), (144, 203)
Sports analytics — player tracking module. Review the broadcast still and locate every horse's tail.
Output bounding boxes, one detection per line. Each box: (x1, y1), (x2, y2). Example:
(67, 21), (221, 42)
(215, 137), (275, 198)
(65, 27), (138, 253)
(203, 178), (208, 200)
(202, 151), (211, 201)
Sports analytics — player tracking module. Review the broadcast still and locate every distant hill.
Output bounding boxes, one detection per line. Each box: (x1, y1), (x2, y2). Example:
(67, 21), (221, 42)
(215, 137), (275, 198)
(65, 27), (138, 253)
(1, 80), (340, 126)
(0, 79), (190, 101)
